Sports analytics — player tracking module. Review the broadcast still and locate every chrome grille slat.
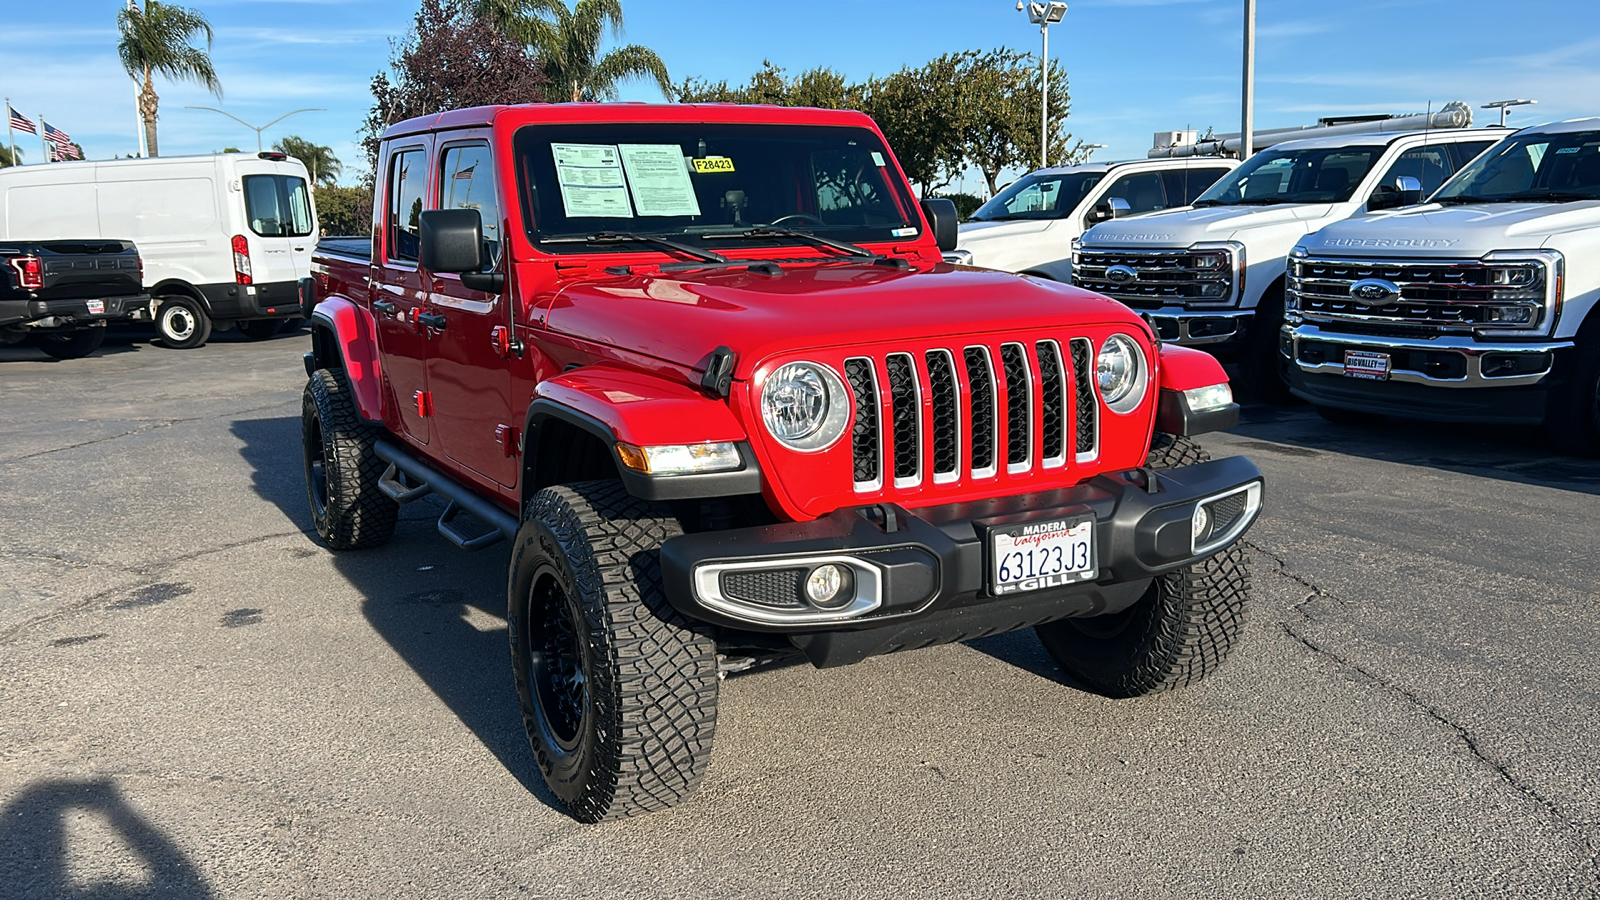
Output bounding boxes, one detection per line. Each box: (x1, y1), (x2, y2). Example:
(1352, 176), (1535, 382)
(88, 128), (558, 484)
(1000, 343), (1031, 471)
(964, 346), (998, 478)
(1036, 341), (1066, 467)
(925, 350), (961, 482)
(886, 353), (922, 487)
(844, 358), (881, 491)
(1071, 338), (1097, 459)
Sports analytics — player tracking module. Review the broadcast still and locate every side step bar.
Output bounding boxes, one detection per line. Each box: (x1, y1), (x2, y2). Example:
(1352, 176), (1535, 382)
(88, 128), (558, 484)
(373, 440), (520, 552)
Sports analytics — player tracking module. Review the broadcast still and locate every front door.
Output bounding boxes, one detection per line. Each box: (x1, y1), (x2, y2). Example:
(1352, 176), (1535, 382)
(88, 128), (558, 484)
(373, 144), (435, 445)
(424, 138), (517, 488)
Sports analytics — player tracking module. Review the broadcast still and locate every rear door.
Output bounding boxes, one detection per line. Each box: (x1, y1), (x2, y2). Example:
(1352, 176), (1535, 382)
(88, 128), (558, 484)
(374, 143), (435, 445)
(236, 159), (317, 288)
(423, 135), (518, 488)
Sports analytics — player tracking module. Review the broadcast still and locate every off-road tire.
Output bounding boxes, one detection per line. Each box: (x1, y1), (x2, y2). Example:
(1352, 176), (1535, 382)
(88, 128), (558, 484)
(1240, 287), (1294, 406)
(236, 319), (282, 341)
(1548, 328), (1600, 457)
(34, 328), (105, 360)
(155, 295), (212, 349)
(301, 367), (398, 549)
(1315, 404), (1385, 427)
(1035, 434), (1251, 697)
(509, 481), (719, 823)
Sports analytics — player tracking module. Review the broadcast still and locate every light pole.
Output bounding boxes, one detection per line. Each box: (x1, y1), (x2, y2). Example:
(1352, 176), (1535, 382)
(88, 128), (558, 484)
(1482, 99), (1537, 127)
(184, 106), (325, 152)
(1082, 143), (1106, 161)
(1242, 0), (1255, 159)
(1017, 2), (1067, 170)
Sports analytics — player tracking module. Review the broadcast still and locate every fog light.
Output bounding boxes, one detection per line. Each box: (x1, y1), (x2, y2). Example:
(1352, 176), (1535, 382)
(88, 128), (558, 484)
(805, 564), (850, 609)
(1191, 505), (1211, 546)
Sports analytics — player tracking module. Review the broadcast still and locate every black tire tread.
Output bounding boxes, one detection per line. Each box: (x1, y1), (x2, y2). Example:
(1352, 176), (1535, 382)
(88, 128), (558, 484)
(34, 328), (105, 360)
(518, 481), (718, 822)
(1548, 325), (1599, 457)
(1037, 434), (1252, 697)
(303, 368), (398, 549)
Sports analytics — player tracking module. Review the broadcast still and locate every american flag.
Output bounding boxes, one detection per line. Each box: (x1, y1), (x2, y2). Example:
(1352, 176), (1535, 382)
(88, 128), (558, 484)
(49, 143), (82, 162)
(8, 106), (36, 136)
(42, 120), (73, 148)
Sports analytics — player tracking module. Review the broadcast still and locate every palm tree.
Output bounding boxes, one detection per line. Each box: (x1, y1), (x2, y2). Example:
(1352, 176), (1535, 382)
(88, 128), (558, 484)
(474, 0), (671, 103)
(0, 146), (20, 168)
(116, 0), (223, 157)
(273, 136), (342, 187)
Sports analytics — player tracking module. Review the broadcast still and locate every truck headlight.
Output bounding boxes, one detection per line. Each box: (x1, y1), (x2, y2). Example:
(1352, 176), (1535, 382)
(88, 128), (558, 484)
(761, 361), (850, 452)
(1096, 334), (1150, 415)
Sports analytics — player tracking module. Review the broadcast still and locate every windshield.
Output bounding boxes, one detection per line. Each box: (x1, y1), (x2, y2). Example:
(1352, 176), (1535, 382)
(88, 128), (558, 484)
(968, 171), (1105, 221)
(1434, 130), (1600, 203)
(514, 123), (921, 254)
(243, 174), (314, 237)
(1193, 145), (1384, 206)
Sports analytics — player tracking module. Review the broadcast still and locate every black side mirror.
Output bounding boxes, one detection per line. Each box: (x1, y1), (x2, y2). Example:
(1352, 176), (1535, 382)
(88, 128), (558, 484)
(1369, 175), (1424, 211)
(420, 208), (503, 292)
(420, 208), (484, 273)
(920, 198), (959, 252)
(1106, 197), (1132, 219)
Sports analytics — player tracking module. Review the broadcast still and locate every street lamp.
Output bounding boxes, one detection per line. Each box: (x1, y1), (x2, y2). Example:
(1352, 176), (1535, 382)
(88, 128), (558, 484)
(184, 106), (326, 152)
(1017, 1), (1067, 169)
(1082, 143), (1106, 161)
(1482, 99), (1537, 127)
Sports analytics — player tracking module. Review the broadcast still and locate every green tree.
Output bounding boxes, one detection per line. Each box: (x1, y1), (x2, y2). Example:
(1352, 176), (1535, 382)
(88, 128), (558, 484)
(314, 185), (374, 236)
(274, 135), (342, 187)
(955, 49), (1081, 195)
(0, 146), (23, 168)
(116, 0), (222, 158)
(475, 0), (670, 102)
(860, 59), (967, 195)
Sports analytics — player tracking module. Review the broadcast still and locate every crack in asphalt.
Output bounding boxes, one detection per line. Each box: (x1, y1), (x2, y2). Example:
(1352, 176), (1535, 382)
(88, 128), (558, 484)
(1250, 543), (1600, 885)
(0, 527), (317, 647)
(0, 397), (297, 464)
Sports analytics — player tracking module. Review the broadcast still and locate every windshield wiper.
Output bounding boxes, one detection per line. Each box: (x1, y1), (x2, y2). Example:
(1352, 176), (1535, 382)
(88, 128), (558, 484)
(702, 225), (880, 260)
(1232, 198), (1295, 206)
(542, 231), (727, 263)
(1493, 191), (1600, 203)
(1191, 199), (1225, 208)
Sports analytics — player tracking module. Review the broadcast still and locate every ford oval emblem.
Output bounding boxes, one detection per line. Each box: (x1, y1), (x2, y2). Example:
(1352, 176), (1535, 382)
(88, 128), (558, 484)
(1349, 278), (1400, 305)
(1105, 265), (1138, 285)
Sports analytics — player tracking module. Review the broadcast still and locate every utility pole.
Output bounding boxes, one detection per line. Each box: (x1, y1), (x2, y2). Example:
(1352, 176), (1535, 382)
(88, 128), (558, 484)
(1241, 0), (1256, 159)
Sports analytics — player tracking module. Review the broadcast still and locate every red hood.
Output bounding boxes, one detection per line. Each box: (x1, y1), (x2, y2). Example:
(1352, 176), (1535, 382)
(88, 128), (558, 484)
(544, 261), (1147, 377)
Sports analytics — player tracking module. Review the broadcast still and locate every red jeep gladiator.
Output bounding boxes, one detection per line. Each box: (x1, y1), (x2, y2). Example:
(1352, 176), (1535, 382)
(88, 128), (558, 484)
(303, 103), (1263, 822)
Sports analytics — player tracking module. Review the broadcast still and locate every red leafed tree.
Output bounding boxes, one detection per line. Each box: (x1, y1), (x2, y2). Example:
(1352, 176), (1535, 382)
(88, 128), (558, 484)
(361, 0), (551, 177)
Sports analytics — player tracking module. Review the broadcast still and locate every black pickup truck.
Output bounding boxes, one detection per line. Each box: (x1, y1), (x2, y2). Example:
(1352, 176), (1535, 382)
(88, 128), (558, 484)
(1, 240), (151, 359)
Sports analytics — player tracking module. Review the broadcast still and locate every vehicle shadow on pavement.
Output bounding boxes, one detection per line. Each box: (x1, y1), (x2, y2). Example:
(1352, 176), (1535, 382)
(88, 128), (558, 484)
(1223, 402), (1600, 496)
(230, 416), (553, 805)
(963, 628), (1097, 690)
(0, 777), (214, 900)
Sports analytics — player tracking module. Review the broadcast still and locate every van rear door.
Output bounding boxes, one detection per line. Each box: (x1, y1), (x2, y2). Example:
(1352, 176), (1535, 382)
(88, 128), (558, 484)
(236, 161), (317, 291)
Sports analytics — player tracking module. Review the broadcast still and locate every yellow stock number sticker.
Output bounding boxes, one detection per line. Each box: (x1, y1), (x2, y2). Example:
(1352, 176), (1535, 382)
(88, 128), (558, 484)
(692, 156), (736, 174)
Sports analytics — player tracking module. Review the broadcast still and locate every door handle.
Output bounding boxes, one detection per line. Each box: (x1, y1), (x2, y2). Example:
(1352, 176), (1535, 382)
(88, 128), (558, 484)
(416, 312), (447, 331)
(372, 300), (397, 316)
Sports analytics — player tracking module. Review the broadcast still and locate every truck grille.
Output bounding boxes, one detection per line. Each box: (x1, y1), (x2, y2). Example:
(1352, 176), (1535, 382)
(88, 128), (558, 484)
(1288, 256), (1553, 334)
(1073, 248), (1236, 306)
(846, 337), (1097, 493)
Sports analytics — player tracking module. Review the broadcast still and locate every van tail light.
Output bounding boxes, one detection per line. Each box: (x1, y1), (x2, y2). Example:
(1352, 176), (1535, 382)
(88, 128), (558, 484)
(8, 255), (44, 291)
(231, 234), (253, 285)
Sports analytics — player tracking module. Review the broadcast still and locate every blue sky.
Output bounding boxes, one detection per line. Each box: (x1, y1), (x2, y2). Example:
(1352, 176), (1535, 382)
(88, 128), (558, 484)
(4, 0), (1598, 192)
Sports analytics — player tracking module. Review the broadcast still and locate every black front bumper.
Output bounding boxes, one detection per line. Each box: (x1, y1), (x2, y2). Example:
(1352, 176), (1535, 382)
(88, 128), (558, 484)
(197, 280), (303, 321)
(660, 456), (1263, 667)
(0, 293), (152, 330)
(1287, 368), (1552, 424)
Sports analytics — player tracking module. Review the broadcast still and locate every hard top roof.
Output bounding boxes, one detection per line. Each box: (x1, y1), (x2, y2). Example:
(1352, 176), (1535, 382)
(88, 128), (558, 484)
(381, 102), (880, 141)
(1022, 156), (1229, 178)
(1512, 116), (1600, 136)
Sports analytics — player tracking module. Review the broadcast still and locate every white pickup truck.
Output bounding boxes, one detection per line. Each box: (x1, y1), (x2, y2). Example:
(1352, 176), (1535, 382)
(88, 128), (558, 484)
(1284, 117), (1600, 455)
(946, 158), (1235, 281)
(1072, 127), (1505, 398)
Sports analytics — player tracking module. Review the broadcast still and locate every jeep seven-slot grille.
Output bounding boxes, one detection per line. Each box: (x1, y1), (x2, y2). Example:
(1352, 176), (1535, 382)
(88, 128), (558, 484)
(848, 339), (1098, 492)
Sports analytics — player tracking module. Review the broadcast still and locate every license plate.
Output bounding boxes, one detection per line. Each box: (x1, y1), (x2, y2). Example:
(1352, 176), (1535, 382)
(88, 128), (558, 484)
(1343, 349), (1390, 381)
(86, 300), (105, 315)
(989, 517), (1096, 596)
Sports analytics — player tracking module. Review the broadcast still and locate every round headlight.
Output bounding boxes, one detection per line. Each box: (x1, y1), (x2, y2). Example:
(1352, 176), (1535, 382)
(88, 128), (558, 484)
(760, 361), (850, 452)
(1095, 334), (1149, 415)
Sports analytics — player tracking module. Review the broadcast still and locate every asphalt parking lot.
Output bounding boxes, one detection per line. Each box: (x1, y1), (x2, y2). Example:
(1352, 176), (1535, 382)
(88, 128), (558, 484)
(2, 331), (1597, 899)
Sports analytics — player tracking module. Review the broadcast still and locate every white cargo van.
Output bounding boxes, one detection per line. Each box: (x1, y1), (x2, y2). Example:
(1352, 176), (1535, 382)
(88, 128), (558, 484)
(0, 152), (318, 348)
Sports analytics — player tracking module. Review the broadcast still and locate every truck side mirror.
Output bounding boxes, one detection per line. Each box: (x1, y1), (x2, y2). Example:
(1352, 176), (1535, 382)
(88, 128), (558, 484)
(1106, 197), (1132, 219)
(420, 209), (485, 274)
(1369, 175), (1424, 211)
(920, 198), (960, 252)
